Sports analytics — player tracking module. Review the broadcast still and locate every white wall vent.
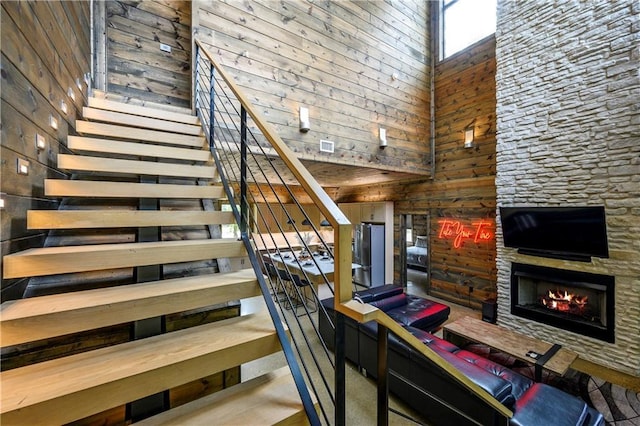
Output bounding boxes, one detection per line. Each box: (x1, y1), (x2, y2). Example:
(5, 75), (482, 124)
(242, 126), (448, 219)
(320, 139), (334, 153)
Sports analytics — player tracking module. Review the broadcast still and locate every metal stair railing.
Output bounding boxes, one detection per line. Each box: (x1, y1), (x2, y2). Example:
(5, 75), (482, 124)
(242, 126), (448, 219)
(194, 40), (352, 426)
(193, 39), (513, 426)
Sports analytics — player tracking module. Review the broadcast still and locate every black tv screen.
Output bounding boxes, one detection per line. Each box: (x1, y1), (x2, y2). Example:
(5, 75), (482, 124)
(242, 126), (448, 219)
(499, 206), (609, 261)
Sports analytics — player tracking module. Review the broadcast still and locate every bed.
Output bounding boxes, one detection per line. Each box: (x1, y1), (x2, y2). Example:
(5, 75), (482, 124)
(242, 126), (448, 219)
(407, 236), (427, 270)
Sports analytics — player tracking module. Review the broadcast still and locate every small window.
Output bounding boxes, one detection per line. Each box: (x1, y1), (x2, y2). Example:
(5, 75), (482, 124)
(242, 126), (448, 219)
(221, 203), (239, 238)
(440, 0), (497, 60)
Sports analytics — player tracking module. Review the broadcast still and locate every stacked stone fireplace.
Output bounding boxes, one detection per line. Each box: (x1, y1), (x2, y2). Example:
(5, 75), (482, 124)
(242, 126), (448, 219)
(495, 2), (639, 376)
(510, 263), (615, 343)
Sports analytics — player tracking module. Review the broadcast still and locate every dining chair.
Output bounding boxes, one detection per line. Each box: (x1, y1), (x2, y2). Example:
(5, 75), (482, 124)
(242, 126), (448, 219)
(265, 262), (288, 303)
(290, 274), (318, 317)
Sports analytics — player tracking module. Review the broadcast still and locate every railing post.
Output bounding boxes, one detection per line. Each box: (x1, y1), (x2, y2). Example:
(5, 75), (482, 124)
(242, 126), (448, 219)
(209, 63), (215, 151)
(377, 324), (389, 426)
(335, 312), (346, 426)
(240, 106), (248, 236)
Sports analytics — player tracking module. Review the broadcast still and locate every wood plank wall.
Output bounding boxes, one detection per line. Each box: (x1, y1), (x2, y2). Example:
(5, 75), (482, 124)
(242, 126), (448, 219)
(1, 1), (90, 301)
(429, 36), (497, 309)
(337, 36), (497, 309)
(105, 0), (192, 107)
(194, 0), (431, 175)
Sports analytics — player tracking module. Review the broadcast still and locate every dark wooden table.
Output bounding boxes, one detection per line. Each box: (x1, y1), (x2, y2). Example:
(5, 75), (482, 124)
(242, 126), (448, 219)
(443, 316), (578, 381)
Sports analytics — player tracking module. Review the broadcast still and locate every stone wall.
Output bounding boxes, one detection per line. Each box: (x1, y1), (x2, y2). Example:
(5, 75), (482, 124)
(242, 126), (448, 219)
(495, 1), (639, 375)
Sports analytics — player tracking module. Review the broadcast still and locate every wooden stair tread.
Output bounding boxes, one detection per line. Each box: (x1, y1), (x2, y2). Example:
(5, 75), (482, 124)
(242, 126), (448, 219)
(91, 90), (193, 116)
(0, 310), (283, 426)
(83, 107), (202, 136)
(87, 97), (199, 125)
(58, 154), (216, 178)
(3, 239), (247, 279)
(44, 180), (225, 199)
(76, 121), (205, 148)
(27, 210), (235, 229)
(137, 367), (310, 426)
(1, 270), (261, 346)
(67, 136), (212, 162)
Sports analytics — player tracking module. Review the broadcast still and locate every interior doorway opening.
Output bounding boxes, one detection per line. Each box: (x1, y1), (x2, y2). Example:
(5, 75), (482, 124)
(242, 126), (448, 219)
(400, 214), (430, 293)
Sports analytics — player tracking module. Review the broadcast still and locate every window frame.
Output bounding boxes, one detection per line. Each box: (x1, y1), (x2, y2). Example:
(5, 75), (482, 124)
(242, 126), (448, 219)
(437, 0), (496, 62)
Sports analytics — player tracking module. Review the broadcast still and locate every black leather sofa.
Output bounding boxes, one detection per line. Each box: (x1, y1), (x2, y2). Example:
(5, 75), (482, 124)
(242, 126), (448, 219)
(318, 285), (604, 426)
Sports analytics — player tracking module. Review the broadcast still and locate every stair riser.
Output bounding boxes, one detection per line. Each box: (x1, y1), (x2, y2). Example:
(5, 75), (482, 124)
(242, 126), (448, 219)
(3, 240), (246, 278)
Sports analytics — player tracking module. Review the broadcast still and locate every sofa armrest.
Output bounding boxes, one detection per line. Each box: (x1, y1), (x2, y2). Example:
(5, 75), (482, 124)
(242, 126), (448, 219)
(510, 383), (601, 426)
(368, 293), (408, 311)
(353, 284), (403, 303)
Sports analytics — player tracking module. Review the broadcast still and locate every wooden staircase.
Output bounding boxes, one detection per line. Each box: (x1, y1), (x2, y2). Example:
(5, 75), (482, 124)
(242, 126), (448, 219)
(0, 94), (311, 425)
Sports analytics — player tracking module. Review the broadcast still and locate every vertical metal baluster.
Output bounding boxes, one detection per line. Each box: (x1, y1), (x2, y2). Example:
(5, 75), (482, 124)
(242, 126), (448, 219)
(194, 44), (200, 118)
(377, 324), (389, 425)
(209, 63), (215, 151)
(335, 312), (346, 426)
(240, 106), (248, 236)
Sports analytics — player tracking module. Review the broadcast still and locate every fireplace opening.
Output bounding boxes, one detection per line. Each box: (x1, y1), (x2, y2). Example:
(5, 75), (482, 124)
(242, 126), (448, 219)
(511, 263), (614, 342)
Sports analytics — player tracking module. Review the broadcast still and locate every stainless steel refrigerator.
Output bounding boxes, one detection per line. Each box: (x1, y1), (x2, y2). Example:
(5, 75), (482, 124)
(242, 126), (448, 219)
(353, 223), (385, 287)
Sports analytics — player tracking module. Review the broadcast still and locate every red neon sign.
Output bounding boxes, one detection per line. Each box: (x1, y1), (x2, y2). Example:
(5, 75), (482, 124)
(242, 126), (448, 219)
(437, 219), (493, 249)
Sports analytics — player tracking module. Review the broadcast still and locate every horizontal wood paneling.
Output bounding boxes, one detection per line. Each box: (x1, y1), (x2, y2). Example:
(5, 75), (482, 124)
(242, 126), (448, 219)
(105, 0), (192, 107)
(337, 36), (497, 310)
(1, 1), (89, 300)
(195, 0), (432, 174)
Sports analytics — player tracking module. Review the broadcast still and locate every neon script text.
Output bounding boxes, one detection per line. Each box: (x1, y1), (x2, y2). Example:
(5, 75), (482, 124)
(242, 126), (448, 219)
(437, 219), (493, 249)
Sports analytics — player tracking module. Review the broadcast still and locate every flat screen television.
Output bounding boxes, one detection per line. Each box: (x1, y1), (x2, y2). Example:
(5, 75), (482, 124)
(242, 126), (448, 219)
(499, 206), (609, 261)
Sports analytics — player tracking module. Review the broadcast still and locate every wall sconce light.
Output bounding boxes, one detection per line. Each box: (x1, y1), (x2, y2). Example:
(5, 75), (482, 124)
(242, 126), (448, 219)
(49, 115), (58, 130)
(36, 133), (46, 150)
(17, 158), (30, 175)
(0, 193), (5, 210)
(68, 87), (76, 101)
(60, 100), (68, 114)
(379, 127), (387, 149)
(299, 106), (310, 133)
(76, 77), (82, 90)
(464, 126), (474, 148)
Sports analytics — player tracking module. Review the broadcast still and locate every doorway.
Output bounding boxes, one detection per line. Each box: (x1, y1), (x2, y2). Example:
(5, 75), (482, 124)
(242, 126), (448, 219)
(400, 214), (430, 293)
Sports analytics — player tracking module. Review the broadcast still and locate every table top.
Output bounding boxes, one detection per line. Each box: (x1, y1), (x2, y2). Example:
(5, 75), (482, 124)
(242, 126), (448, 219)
(443, 316), (578, 376)
(268, 251), (359, 278)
